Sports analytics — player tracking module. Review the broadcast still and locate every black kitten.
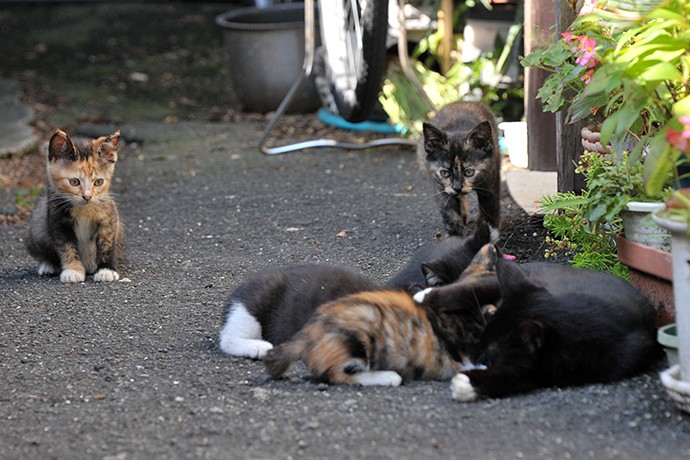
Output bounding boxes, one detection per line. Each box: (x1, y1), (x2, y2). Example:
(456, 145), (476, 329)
(451, 259), (662, 401)
(385, 222), (492, 293)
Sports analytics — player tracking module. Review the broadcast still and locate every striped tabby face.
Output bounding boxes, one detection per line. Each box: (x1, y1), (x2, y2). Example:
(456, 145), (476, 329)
(47, 129), (120, 205)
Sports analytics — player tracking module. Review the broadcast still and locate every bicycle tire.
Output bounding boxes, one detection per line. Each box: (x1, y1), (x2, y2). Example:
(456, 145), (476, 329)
(317, 0), (390, 123)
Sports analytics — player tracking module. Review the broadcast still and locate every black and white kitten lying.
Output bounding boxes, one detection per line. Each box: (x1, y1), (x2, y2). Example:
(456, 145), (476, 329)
(446, 259), (662, 401)
(219, 264), (379, 359)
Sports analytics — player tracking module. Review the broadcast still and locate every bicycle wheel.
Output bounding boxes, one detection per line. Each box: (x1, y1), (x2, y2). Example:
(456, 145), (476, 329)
(317, 0), (390, 123)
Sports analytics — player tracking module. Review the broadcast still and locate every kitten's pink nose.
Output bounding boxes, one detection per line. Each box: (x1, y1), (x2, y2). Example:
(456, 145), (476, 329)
(82, 193), (92, 201)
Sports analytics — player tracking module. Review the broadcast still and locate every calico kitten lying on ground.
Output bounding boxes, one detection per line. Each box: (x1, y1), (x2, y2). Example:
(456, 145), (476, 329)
(417, 101), (501, 239)
(262, 253), (495, 386)
(26, 129), (124, 283)
(447, 259), (662, 401)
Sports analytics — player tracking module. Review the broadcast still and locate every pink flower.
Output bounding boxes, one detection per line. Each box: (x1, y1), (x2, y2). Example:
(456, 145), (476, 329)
(561, 31), (575, 43)
(667, 128), (689, 152)
(578, 36), (597, 54)
(575, 36), (598, 68)
(581, 69), (595, 84)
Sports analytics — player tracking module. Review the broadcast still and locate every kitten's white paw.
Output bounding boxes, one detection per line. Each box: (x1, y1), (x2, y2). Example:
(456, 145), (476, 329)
(221, 338), (274, 359)
(37, 262), (57, 276)
(94, 268), (120, 282)
(218, 302), (272, 359)
(413, 288), (432, 304)
(353, 371), (403, 386)
(450, 373), (478, 402)
(60, 269), (85, 283)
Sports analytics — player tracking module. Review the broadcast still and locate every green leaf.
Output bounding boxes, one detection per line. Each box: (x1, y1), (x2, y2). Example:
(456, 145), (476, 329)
(673, 96), (690, 116)
(539, 194), (587, 212)
(644, 136), (675, 196)
(618, 36), (687, 62)
(637, 61), (683, 81)
(600, 111), (619, 146)
(645, 6), (685, 22)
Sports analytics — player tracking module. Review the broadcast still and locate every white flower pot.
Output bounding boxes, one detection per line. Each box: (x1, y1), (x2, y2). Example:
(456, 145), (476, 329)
(622, 201), (670, 251)
(653, 211), (690, 413)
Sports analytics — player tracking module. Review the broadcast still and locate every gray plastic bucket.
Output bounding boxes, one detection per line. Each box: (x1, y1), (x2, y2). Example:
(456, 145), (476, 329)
(216, 4), (320, 113)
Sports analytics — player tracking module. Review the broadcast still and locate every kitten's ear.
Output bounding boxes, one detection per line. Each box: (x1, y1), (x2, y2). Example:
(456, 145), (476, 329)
(97, 130), (121, 163)
(474, 243), (498, 272)
(517, 320), (544, 353)
(464, 121), (493, 151)
(48, 129), (76, 162)
(422, 122), (447, 154)
(496, 258), (534, 297)
(421, 260), (450, 287)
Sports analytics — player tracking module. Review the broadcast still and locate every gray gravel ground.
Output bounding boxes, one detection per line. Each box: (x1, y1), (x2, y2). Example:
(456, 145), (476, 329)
(2, 121), (689, 459)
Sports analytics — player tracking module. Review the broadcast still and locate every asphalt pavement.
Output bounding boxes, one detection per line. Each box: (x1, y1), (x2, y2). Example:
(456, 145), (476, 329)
(1, 119), (689, 459)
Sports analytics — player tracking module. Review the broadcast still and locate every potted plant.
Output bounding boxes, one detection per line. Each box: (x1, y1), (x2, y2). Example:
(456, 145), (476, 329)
(522, 0), (687, 158)
(539, 148), (676, 320)
(585, 0), (690, 414)
(526, 0), (690, 319)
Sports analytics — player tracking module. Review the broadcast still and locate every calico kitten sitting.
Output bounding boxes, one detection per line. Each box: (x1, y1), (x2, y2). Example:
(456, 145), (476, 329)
(263, 254), (494, 386)
(450, 259), (662, 401)
(219, 264), (380, 359)
(418, 101), (501, 239)
(26, 129), (124, 283)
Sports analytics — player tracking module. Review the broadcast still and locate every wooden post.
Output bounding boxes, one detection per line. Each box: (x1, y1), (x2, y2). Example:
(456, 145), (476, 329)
(438, 0), (453, 75)
(524, 0), (557, 171)
(555, 0), (586, 192)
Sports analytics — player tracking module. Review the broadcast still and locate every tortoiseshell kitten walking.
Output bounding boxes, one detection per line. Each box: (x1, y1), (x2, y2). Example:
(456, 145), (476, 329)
(26, 129), (125, 283)
(418, 101), (501, 239)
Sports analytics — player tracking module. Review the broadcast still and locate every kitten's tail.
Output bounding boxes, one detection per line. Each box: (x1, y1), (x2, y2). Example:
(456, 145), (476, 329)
(263, 337), (305, 379)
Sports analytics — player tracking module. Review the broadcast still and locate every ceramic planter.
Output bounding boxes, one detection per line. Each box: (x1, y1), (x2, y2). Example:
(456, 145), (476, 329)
(216, 4), (321, 113)
(653, 212), (690, 413)
(621, 201), (670, 251)
(616, 201), (674, 325)
(615, 235), (674, 326)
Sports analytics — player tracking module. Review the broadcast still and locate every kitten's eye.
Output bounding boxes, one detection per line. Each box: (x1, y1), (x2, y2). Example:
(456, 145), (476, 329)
(69, 178), (80, 187)
(93, 178), (104, 187)
(463, 168), (475, 178)
(439, 169), (451, 178)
